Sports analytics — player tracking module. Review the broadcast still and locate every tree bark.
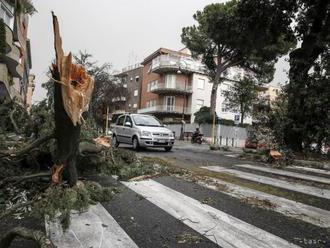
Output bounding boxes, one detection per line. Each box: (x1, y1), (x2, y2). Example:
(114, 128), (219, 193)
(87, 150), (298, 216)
(52, 68), (81, 186)
(210, 83), (219, 115)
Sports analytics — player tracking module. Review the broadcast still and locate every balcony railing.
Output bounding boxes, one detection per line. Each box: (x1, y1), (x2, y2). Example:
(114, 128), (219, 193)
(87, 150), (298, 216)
(150, 82), (192, 94)
(138, 105), (191, 115)
(151, 55), (206, 74)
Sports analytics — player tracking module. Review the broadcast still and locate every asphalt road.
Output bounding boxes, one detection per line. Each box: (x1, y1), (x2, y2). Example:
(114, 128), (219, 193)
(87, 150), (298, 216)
(126, 141), (248, 169)
(6, 142), (330, 247)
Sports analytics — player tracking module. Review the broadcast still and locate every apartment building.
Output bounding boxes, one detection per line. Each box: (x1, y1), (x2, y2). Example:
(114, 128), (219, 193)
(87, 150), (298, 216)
(0, 0), (34, 107)
(138, 48), (252, 124)
(113, 64), (143, 114)
(258, 85), (281, 103)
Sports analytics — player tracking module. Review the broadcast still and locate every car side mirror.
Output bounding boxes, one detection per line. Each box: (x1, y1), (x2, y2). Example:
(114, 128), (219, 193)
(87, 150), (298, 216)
(125, 122), (132, 127)
(163, 124), (167, 127)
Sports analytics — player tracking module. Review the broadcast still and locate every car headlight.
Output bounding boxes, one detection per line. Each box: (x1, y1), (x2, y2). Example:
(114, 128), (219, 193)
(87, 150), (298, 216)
(141, 131), (152, 137)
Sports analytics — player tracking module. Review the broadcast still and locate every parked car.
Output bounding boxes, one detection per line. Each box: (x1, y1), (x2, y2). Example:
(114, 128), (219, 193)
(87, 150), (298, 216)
(112, 113), (175, 151)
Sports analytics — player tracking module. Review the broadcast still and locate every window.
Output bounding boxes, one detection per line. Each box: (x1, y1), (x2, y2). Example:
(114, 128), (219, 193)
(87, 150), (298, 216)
(197, 78), (205, 90)
(165, 96), (175, 111)
(117, 116), (125, 126)
(221, 102), (228, 112)
(196, 99), (204, 110)
(148, 80), (158, 91)
(0, 3), (14, 27)
(135, 76), (139, 82)
(134, 90), (138, 96)
(133, 103), (137, 108)
(132, 115), (162, 127)
(164, 74), (176, 88)
(148, 64), (152, 74)
(125, 116), (132, 125)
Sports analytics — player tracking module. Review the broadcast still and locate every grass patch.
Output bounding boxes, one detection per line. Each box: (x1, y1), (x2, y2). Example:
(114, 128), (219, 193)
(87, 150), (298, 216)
(156, 158), (330, 210)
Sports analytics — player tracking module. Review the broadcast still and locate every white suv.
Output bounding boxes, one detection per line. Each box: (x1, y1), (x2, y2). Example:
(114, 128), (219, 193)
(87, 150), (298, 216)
(112, 114), (175, 151)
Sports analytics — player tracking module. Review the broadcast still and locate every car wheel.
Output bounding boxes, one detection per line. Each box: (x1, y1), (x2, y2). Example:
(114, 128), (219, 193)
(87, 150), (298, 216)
(112, 135), (119, 147)
(132, 137), (140, 151)
(164, 146), (172, 152)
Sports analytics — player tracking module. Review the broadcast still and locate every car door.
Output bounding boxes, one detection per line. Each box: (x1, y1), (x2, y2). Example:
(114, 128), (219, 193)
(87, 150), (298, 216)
(115, 115), (126, 142)
(122, 115), (134, 144)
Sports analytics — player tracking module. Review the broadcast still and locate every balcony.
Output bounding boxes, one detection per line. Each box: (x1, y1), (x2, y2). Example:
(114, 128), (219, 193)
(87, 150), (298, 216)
(138, 105), (191, 115)
(0, 23), (23, 79)
(112, 96), (127, 102)
(151, 55), (206, 74)
(150, 82), (192, 95)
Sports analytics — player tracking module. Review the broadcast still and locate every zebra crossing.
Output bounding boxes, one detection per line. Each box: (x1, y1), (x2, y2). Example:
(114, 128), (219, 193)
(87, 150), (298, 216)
(47, 163), (330, 248)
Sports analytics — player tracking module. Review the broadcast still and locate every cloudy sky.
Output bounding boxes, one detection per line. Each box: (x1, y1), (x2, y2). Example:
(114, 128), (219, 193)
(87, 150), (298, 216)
(29, 0), (289, 103)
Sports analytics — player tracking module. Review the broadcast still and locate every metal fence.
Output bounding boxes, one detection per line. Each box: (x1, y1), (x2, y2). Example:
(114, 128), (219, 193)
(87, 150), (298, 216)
(167, 123), (247, 148)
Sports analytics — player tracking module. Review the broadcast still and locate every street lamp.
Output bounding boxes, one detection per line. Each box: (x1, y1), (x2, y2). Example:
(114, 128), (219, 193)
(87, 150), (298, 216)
(178, 59), (188, 140)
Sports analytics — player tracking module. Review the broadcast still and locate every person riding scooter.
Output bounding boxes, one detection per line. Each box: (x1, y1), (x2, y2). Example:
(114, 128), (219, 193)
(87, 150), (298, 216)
(191, 128), (203, 144)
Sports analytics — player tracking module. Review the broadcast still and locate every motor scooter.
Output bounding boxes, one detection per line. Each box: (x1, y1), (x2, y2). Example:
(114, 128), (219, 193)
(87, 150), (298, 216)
(191, 133), (204, 144)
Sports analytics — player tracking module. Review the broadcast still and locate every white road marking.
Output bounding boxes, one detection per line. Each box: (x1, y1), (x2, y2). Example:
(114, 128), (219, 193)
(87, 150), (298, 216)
(201, 166), (330, 200)
(235, 164), (330, 185)
(225, 154), (240, 158)
(123, 179), (300, 248)
(287, 166), (330, 176)
(196, 177), (330, 228)
(45, 203), (138, 248)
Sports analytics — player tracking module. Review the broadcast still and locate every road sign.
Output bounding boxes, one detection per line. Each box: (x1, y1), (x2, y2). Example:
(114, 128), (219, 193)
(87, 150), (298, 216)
(234, 114), (240, 125)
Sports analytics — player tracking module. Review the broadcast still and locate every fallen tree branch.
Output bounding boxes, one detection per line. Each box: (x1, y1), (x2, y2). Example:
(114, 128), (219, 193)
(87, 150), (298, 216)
(0, 227), (55, 248)
(9, 106), (20, 134)
(0, 200), (34, 220)
(0, 172), (51, 188)
(0, 132), (56, 158)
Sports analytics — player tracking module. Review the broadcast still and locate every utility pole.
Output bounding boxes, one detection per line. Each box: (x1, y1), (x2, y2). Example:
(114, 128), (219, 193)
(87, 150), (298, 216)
(105, 107), (109, 135)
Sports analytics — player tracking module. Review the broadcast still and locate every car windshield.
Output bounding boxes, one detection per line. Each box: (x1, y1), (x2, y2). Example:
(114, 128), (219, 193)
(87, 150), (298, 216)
(132, 115), (162, 127)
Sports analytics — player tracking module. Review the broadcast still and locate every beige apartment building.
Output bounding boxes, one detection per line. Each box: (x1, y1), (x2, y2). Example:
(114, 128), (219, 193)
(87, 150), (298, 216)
(258, 85), (281, 105)
(138, 48), (206, 123)
(0, 0), (34, 107)
(137, 47), (253, 124)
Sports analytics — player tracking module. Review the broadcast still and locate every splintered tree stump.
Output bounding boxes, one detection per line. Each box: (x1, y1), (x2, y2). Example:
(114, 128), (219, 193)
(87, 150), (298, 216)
(50, 12), (94, 186)
(52, 68), (81, 186)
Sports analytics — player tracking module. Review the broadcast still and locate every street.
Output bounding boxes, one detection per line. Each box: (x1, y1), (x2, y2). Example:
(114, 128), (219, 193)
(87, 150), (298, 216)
(46, 142), (330, 248)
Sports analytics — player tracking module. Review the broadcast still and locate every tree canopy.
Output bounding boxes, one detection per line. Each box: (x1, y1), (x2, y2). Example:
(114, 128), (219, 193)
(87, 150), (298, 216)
(181, 0), (296, 114)
(222, 76), (259, 124)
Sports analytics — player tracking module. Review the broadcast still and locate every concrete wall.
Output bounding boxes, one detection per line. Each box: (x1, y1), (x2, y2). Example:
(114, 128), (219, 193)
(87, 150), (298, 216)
(167, 123), (247, 148)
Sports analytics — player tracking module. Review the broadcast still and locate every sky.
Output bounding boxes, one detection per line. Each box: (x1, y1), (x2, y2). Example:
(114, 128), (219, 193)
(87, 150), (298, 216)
(28, 0), (289, 103)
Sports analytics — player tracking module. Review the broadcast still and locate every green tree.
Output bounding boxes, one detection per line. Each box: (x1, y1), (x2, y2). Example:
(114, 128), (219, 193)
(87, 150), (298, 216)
(73, 50), (127, 127)
(222, 76), (258, 124)
(194, 106), (216, 125)
(181, 0), (296, 115)
(285, 0), (330, 151)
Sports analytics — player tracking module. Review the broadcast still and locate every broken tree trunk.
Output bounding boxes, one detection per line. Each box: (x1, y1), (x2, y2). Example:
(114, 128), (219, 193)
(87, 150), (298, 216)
(51, 12), (94, 186)
(52, 67), (81, 186)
